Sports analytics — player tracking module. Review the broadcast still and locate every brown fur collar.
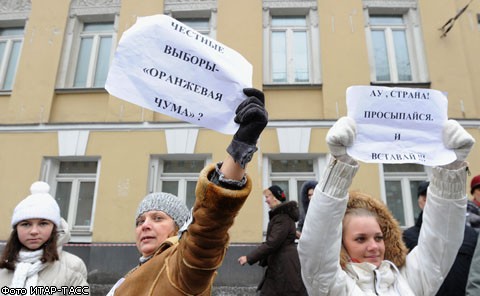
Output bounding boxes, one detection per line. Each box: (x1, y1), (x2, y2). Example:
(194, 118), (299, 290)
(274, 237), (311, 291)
(269, 201), (300, 222)
(340, 191), (408, 269)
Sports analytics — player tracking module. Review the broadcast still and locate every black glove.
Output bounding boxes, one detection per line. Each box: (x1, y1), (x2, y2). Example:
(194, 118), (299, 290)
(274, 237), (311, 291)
(227, 88), (268, 168)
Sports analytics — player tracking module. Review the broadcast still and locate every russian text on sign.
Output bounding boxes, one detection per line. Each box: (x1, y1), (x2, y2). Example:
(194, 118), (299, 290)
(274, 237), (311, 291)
(105, 14), (252, 134)
(346, 85), (456, 166)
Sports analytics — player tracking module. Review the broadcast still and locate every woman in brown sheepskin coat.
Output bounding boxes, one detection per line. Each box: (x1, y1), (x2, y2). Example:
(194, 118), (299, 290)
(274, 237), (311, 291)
(108, 88), (268, 296)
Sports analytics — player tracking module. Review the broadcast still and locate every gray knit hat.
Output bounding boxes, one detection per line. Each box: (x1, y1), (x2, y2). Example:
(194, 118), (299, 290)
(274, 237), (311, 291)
(135, 192), (189, 228)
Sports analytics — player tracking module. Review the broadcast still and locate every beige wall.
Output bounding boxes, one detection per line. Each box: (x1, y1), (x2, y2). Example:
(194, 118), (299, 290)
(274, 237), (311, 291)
(419, 1), (478, 119)
(6, 0), (70, 124)
(318, 0), (371, 118)
(1, 0), (480, 243)
(0, 133), (58, 236)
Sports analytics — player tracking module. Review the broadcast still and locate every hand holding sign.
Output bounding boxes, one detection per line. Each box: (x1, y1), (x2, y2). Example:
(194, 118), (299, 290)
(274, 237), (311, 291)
(233, 88), (268, 145)
(442, 119), (475, 169)
(227, 88), (268, 168)
(326, 116), (357, 165)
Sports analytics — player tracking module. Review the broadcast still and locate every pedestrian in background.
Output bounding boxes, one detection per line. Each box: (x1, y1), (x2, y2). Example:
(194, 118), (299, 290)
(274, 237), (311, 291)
(467, 174), (480, 231)
(466, 231), (480, 295)
(402, 181), (431, 251)
(296, 180), (317, 238)
(238, 185), (307, 296)
(0, 181), (89, 294)
(403, 181), (478, 296)
(108, 88), (268, 295)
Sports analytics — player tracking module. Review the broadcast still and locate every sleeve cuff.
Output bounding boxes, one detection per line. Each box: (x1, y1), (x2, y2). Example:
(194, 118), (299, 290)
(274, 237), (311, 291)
(319, 157), (359, 198)
(430, 164), (468, 200)
(209, 161), (247, 190)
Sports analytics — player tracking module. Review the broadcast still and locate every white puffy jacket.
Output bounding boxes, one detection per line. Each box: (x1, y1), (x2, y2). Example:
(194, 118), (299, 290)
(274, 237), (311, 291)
(298, 159), (467, 296)
(0, 219), (89, 295)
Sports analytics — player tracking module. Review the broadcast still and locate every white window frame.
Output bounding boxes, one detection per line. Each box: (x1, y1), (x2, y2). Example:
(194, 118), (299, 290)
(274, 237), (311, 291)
(0, 0), (30, 91)
(164, 0), (218, 39)
(168, 10), (217, 39)
(262, 0), (320, 85)
(56, 14), (118, 89)
(363, 0), (429, 84)
(0, 26), (24, 91)
(41, 157), (100, 243)
(149, 155), (212, 209)
(379, 164), (431, 228)
(262, 154), (326, 234)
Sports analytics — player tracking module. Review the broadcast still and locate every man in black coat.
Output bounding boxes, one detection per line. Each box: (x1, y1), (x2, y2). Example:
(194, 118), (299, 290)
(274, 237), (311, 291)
(403, 181), (478, 296)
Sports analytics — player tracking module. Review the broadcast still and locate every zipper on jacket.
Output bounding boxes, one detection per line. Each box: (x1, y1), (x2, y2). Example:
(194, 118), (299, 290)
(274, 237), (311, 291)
(321, 158), (338, 192)
(374, 269), (380, 295)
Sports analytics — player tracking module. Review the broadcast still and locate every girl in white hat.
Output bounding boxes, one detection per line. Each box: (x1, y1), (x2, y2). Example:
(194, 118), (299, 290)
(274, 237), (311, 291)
(0, 181), (89, 295)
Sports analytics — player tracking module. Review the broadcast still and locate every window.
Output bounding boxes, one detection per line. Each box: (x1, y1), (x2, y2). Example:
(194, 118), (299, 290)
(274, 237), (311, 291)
(41, 159), (99, 242)
(149, 157), (210, 209)
(166, 0), (218, 40)
(70, 22), (114, 88)
(263, 156), (326, 233)
(369, 15), (412, 82)
(0, 27), (24, 90)
(56, 0), (119, 89)
(269, 158), (317, 201)
(381, 163), (430, 228)
(263, 9), (320, 85)
(364, 1), (429, 84)
(57, 15), (118, 89)
(177, 18), (212, 37)
(271, 17), (308, 83)
(72, 22), (113, 88)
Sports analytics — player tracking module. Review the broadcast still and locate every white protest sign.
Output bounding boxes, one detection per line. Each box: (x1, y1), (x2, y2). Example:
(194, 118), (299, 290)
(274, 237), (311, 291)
(346, 85), (456, 166)
(105, 14), (253, 134)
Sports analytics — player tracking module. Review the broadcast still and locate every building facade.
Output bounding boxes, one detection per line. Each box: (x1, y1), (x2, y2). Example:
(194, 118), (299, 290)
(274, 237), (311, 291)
(1, 0), (479, 290)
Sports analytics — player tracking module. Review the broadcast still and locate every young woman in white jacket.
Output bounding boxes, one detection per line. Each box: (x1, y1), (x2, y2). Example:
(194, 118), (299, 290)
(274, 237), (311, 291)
(0, 181), (89, 295)
(298, 117), (474, 296)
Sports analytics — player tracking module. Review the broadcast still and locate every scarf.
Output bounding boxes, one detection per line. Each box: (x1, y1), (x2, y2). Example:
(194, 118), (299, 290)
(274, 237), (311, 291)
(139, 255), (153, 265)
(10, 249), (47, 292)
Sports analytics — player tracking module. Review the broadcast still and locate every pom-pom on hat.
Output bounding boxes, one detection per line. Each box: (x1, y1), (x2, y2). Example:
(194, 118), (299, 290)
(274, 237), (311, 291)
(471, 175), (480, 194)
(136, 192), (189, 228)
(268, 185), (286, 202)
(11, 181), (61, 228)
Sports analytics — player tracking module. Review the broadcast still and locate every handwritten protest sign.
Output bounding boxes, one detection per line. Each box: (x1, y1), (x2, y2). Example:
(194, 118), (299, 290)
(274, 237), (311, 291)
(346, 85), (456, 166)
(105, 14), (253, 134)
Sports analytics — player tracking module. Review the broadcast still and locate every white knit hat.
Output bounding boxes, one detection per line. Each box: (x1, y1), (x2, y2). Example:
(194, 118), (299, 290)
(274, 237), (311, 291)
(11, 181), (61, 228)
(136, 192), (189, 228)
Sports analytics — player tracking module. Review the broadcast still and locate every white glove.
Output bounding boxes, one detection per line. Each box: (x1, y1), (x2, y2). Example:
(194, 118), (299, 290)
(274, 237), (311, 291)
(326, 117), (356, 163)
(443, 119), (475, 164)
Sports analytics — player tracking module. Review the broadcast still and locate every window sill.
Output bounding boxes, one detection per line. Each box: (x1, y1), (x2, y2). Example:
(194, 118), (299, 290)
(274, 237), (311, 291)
(70, 230), (93, 243)
(0, 90), (12, 96)
(370, 82), (431, 89)
(262, 83), (322, 90)
(55, 87), (107, 94)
